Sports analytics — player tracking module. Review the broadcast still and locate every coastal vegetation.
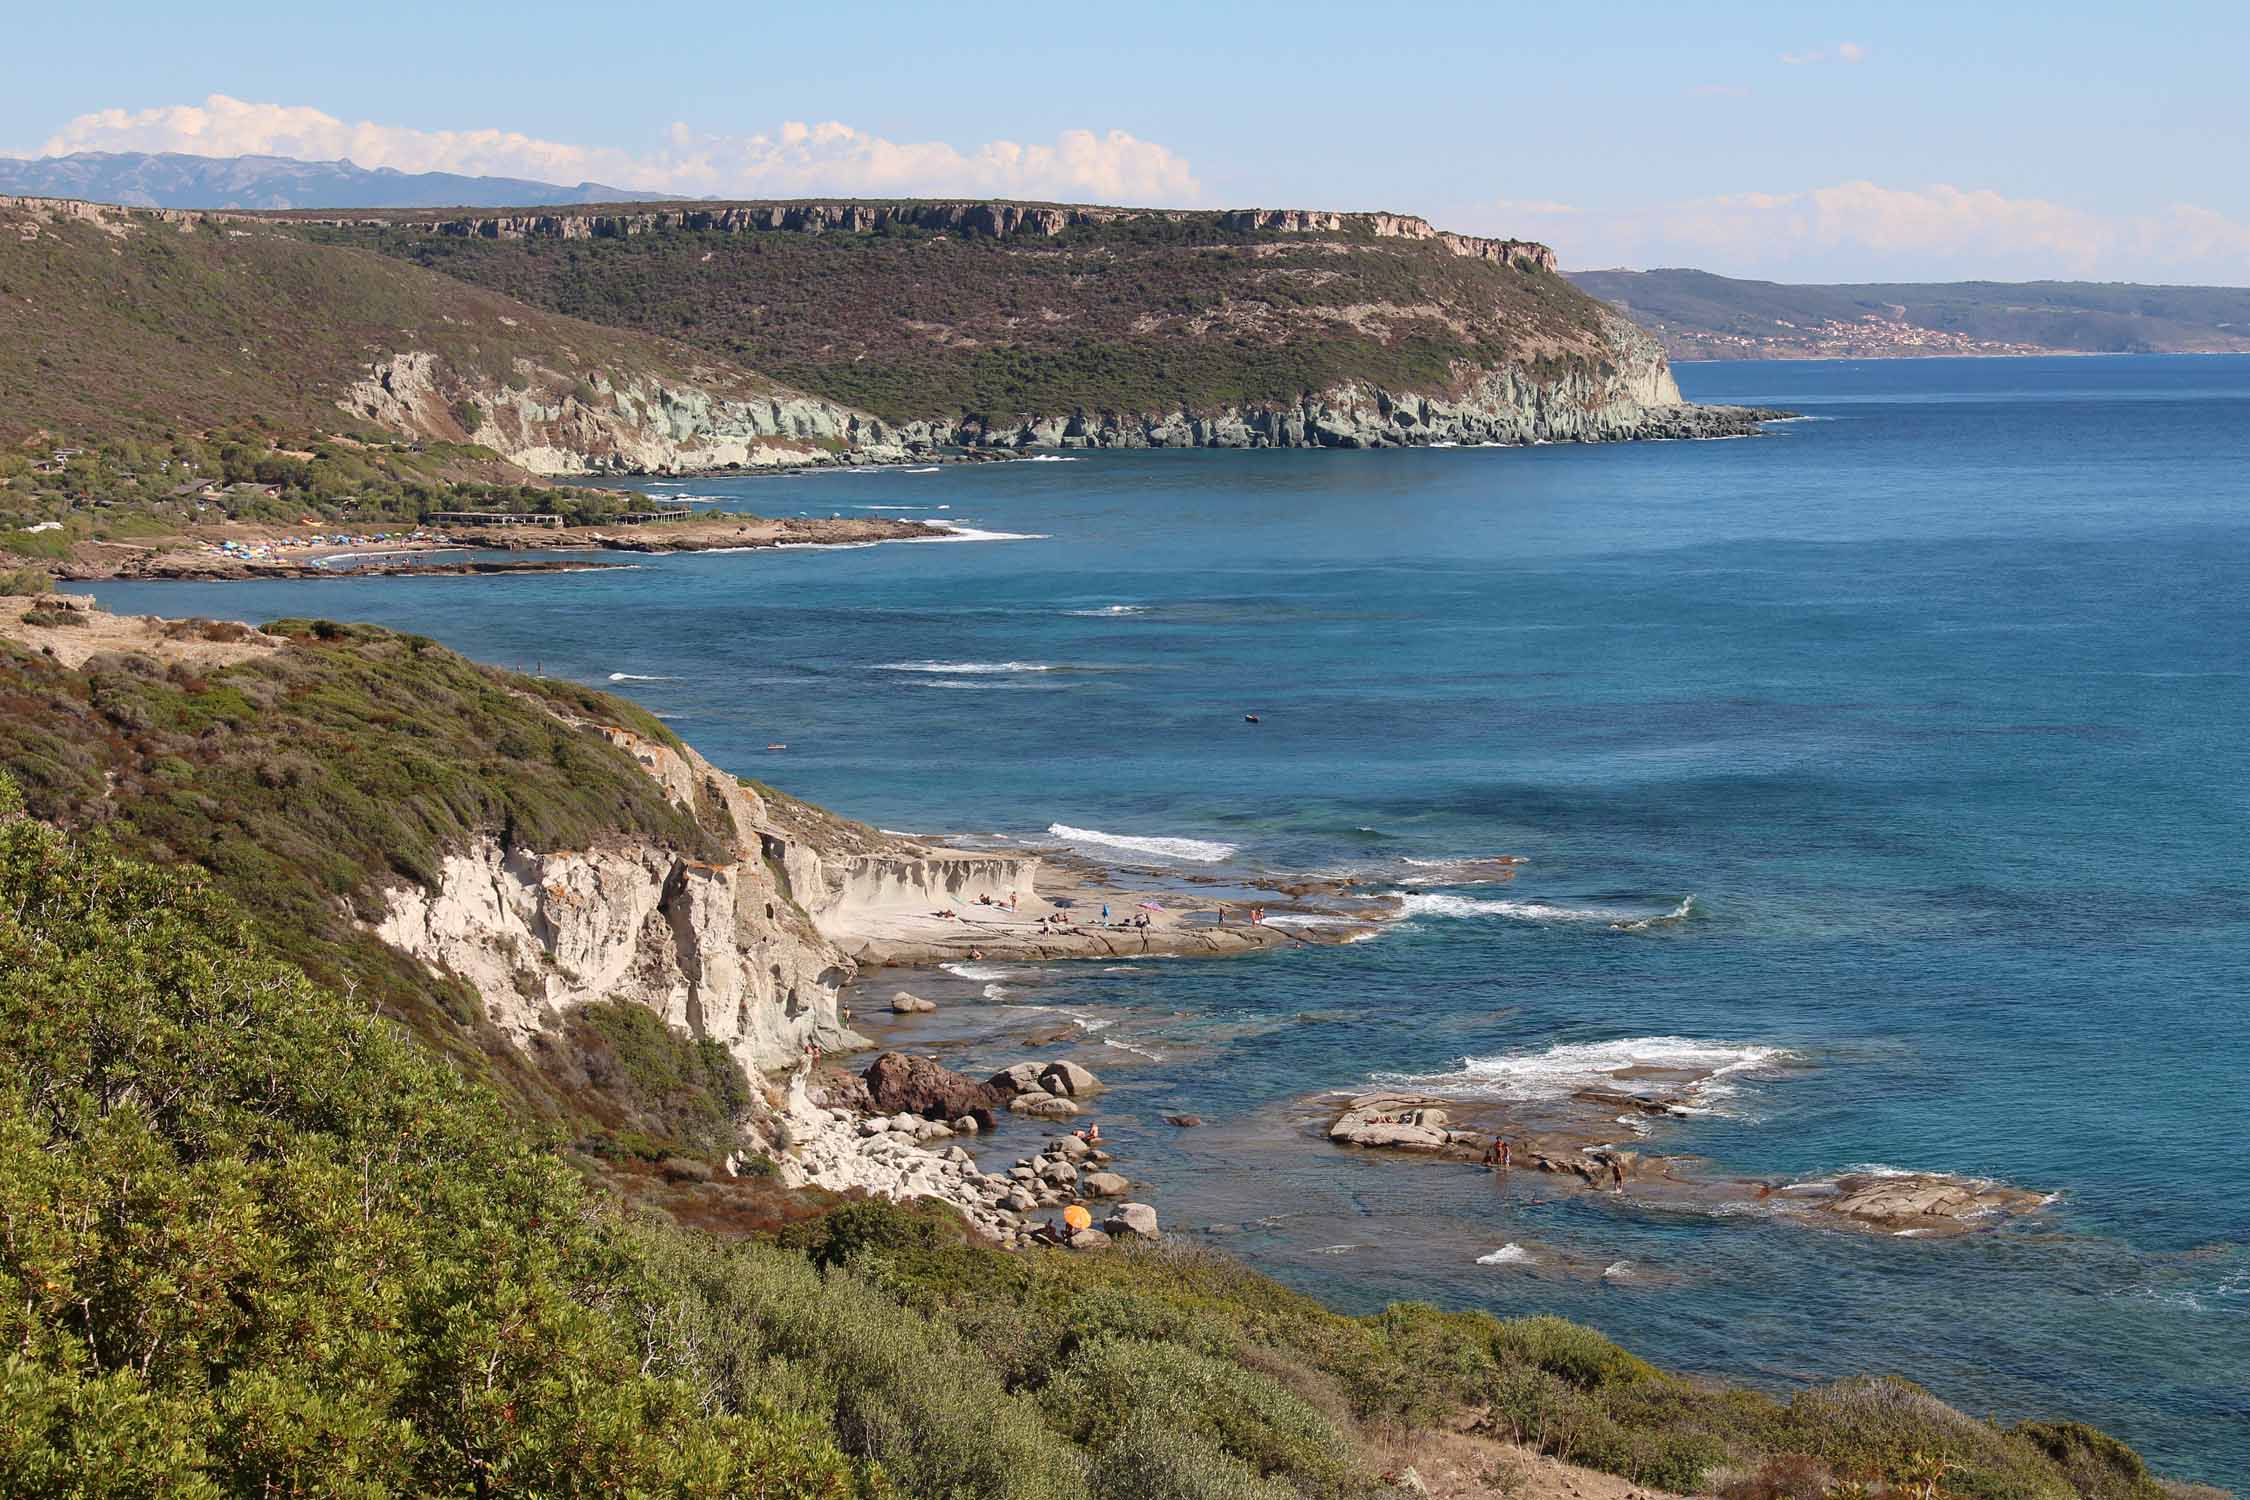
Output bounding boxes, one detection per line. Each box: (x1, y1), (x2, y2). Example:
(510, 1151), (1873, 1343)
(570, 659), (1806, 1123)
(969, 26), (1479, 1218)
(0, 429), (629, 553)
(0, 196), (810, 530)
(0, 780), (2184, 1498)
(0, 611), (2199, 1499)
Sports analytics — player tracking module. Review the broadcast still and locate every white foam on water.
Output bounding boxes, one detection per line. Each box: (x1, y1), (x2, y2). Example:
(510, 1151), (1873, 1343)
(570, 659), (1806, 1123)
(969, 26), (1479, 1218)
(1602, 1260), (1636, 1281)
(915, 678), (1076, 691)
(1046, 823), (1237, 863)
(878, 661), (1057, 674)
(1100, 1035), (1168, 1062)
(607, 672), (679, 682)
(915, 521), (1049, 542)
(1025, 454), (1080, 462)
(939, 963), (1015, 982)
(772, 540), (881, 550)
(1259, 914), (1358, 928)
(1394, 891), (1692, 930)
(1001, 1002), (1112, 1034)
(1064, 604), (1151, 616)
(1477, 1243), (1536, 1266)
(1376, 1036), (1789, 1107)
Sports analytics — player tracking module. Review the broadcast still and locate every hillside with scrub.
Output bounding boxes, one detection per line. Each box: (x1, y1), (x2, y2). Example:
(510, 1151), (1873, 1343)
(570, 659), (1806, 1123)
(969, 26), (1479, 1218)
(0, 195), (899, 515)
(0, 595), (2207, 1500)
(276, 200), (1774, 447)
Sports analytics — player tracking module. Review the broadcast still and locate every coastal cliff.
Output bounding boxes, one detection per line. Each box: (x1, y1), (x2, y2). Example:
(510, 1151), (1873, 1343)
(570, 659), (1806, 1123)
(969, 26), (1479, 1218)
(892, 314), (1766, 450)
(342, 347), (909, 474)
(366, 708), (1037, 1073)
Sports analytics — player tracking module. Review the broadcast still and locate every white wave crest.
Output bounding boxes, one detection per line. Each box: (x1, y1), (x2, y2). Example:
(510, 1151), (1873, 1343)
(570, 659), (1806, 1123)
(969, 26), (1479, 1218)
(1065, 604), (1151, 617)
(1477, 1243), (1536, 1266)
(1046, 823), (1237, 862)
(917, 521), (1049, 542)
(1025, 454), (1080, 462)
(878, 661), (1056, 674)
(1395, 891), (1693, 929)
(1376, 1036), (1789, 1106)
(939, 963), (1015, 982)
(607, 672), (679, 682)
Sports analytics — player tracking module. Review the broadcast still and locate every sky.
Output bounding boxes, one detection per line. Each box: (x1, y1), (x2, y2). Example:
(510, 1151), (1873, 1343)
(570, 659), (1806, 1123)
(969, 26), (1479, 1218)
(8, 0), (2248, 285)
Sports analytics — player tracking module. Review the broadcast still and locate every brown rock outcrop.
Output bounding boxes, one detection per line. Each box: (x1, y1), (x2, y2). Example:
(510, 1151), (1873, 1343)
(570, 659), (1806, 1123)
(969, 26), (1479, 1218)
(863, 1051), (1003, 1128)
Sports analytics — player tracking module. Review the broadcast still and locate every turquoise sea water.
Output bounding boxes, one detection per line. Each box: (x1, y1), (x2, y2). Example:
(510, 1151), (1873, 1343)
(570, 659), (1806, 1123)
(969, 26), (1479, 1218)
(83, 356), (2250, 1484)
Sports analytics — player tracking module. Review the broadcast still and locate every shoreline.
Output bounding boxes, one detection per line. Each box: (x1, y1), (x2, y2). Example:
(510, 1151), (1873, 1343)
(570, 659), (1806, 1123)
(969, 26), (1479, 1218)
(46, 513), (954, 583)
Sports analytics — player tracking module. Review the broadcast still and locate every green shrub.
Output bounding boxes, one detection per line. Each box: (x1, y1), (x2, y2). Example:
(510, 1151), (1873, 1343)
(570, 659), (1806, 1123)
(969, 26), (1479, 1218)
(0, 795), (870, 1497)
(1043, 1336), (1371, 1499)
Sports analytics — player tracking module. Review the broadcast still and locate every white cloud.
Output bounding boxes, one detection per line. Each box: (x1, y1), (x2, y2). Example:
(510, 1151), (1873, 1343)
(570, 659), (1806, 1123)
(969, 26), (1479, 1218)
(1781, 41), (1870, 64)
(36, 94), (1201, 204)
(1475, 180), (2250, 282)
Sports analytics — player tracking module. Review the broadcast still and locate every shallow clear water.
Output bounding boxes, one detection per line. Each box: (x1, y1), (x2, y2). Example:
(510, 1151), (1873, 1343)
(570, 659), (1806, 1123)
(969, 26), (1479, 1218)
(83, 356), (2250, 1484)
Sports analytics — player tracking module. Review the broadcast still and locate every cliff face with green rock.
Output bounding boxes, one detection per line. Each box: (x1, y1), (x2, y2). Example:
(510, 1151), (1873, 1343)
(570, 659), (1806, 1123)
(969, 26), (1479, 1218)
(283, 199), (1780, 449)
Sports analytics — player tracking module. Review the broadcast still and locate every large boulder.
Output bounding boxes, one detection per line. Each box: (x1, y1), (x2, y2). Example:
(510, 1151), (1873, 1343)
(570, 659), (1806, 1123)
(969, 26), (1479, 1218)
(863, 1051), (1002, 1127)
(890, 991), (937, 1014)
(1081, 1170), (1130, 1198)
(1009, 1091), (1079, 1119)
(1066, 1228), (1114, 1251)
(1104, 1203), (1160, 1239)
(1326, 1093), (1462, 1153)
(1039, 1060), (1103, 1098)
(988, 1061), (1047, 1096)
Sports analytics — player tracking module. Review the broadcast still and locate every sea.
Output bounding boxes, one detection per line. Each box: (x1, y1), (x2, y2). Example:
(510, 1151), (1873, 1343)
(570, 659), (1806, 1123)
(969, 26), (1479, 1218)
(80, 355), (2250, 1486)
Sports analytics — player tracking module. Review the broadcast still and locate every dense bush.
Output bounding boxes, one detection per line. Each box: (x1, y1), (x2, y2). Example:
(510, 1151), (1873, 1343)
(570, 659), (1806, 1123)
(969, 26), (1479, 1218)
(0, 783), (872, 1496)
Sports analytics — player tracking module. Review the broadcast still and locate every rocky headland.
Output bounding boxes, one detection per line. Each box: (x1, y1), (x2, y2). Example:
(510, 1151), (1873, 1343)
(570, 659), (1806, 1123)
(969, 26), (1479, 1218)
(277, 198), (1794, 456)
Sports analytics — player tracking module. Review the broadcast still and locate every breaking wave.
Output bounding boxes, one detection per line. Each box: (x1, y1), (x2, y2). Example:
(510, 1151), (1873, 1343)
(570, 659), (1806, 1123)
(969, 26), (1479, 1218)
(1376, 1036), (1789, 1107)
(939, 963), (1015, 982)
(919, 521), (1049, 542)
(878, 661), (1056, 674)
(607, 672), (679, 682)
(1396, 891), (1695, 929)
(1477, 1243), (1536, 1266)
(1065, 604), (1152, 617)
(1046, 824), (1238, 862)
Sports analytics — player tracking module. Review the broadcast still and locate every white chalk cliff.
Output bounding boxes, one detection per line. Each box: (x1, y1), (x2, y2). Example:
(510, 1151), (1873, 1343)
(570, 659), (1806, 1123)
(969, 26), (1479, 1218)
(371, 714), (1033, 1075)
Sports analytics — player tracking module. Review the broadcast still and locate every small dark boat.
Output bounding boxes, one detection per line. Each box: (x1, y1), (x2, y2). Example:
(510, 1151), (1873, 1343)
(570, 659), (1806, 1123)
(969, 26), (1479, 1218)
(1243, 714), (1261, 724)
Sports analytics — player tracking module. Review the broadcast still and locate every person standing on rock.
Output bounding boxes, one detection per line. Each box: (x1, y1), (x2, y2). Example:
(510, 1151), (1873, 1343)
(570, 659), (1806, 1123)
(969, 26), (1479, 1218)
(1610, 1159), (1625, 1191)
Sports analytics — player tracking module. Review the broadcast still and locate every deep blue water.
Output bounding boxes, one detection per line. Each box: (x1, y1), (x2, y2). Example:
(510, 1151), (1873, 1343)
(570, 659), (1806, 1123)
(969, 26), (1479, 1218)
(83, 356), (2250, 1484)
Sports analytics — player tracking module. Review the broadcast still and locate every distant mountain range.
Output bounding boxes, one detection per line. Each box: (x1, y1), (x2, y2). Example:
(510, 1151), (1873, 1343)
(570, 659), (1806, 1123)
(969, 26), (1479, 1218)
(0, 150), (675, 210)
(1566, 267), (2250, 359)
